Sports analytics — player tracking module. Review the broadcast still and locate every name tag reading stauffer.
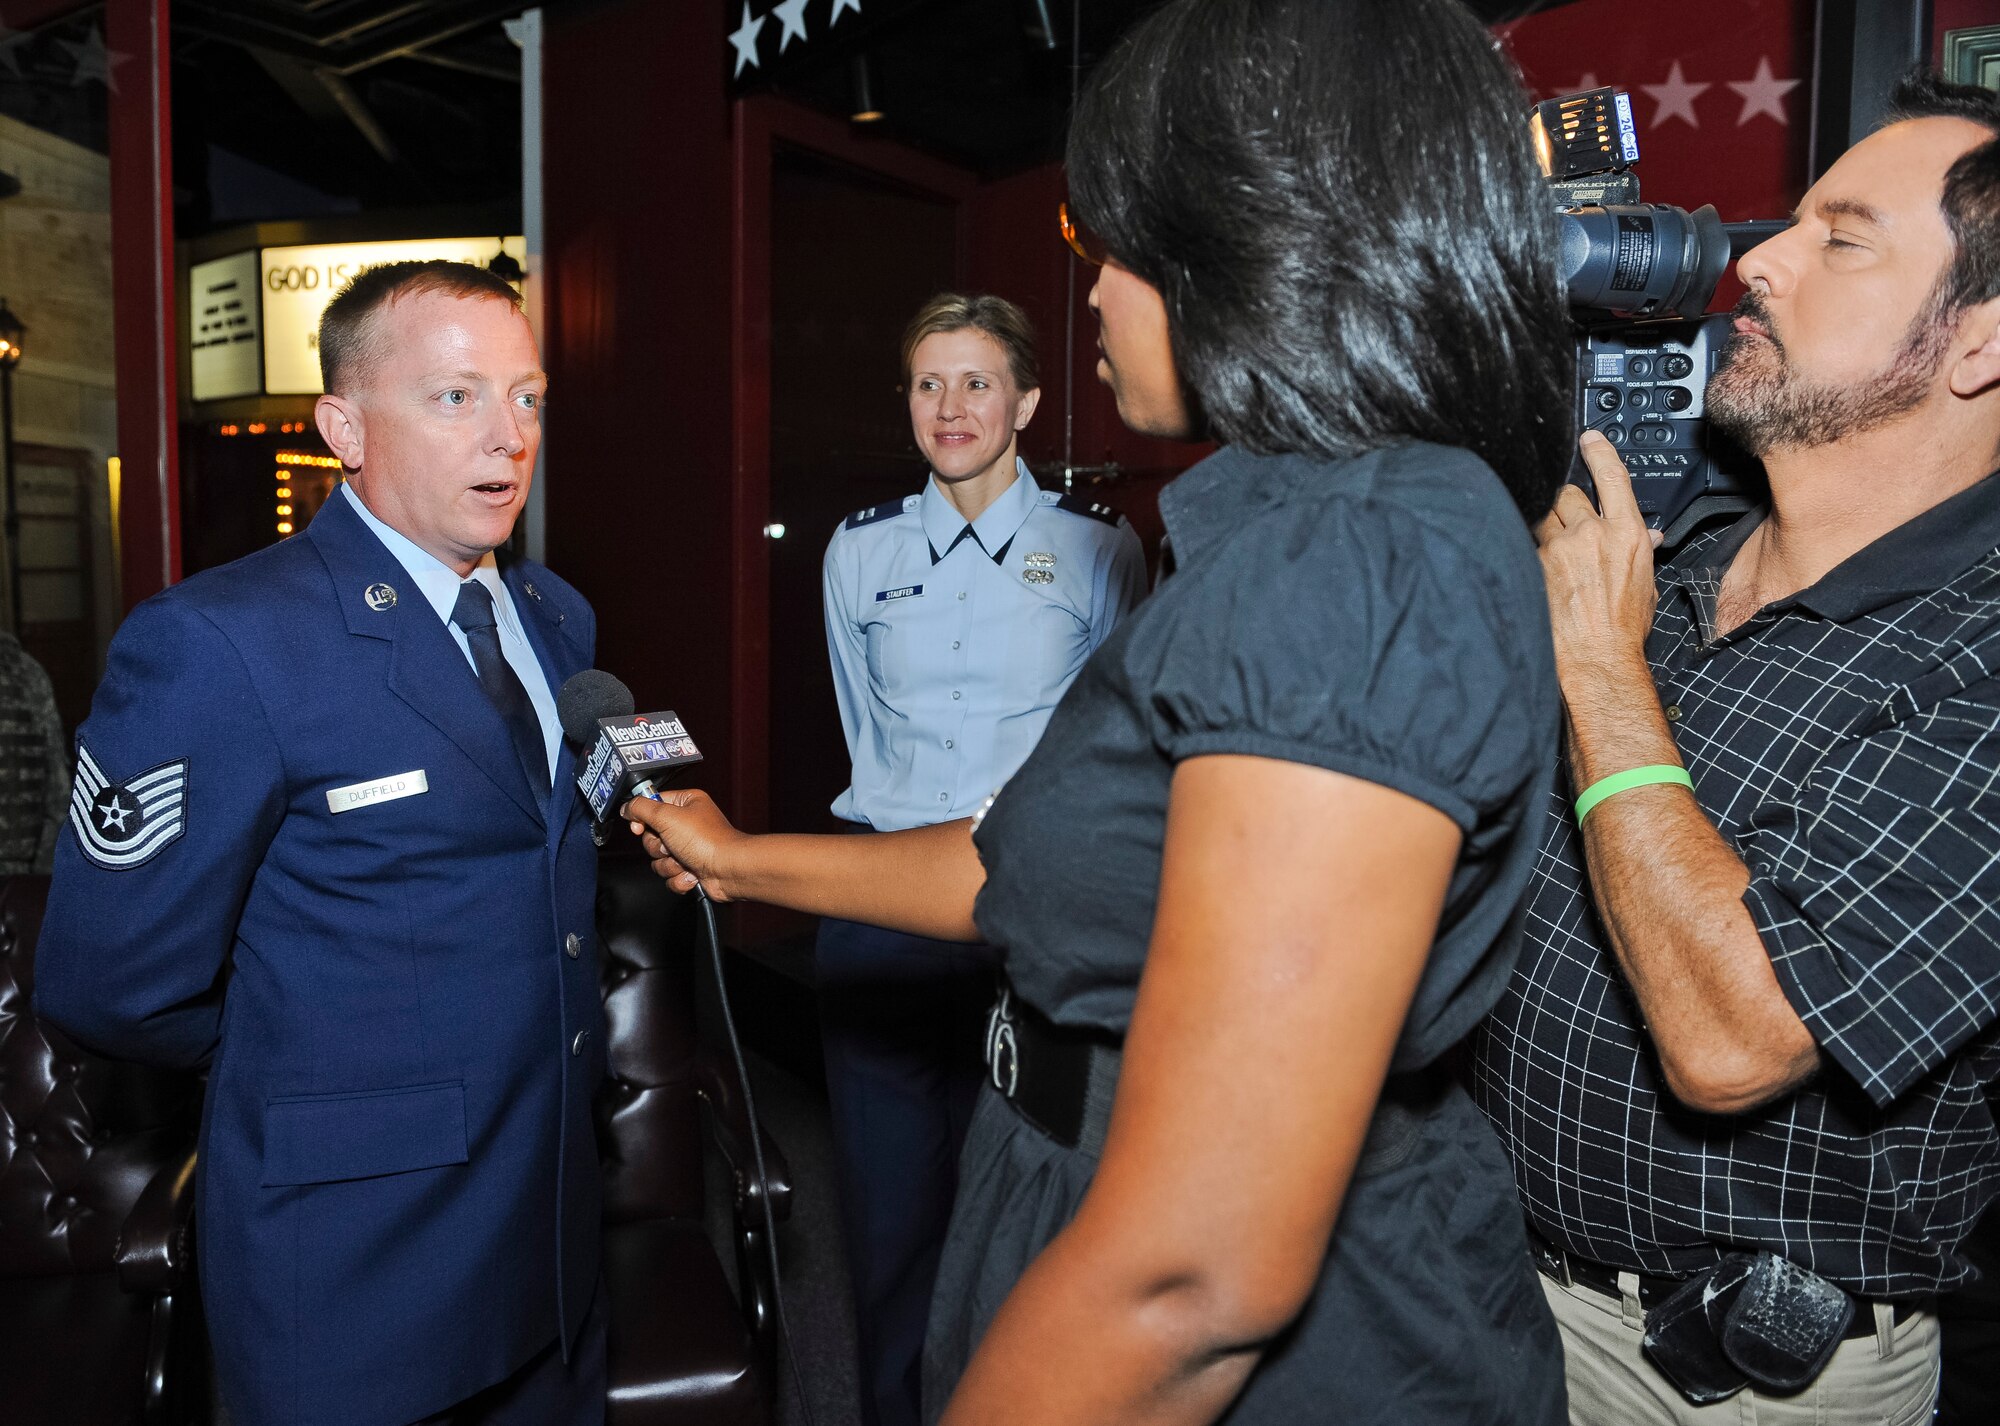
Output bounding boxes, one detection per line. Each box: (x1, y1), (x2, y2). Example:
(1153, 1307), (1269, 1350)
(325, 770), (429, 814)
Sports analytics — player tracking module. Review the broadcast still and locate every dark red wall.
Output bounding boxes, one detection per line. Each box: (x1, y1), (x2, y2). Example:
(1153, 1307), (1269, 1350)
(1936, 0), (2000, 58)
(1499, 0), (1816, 224)
(543, 0), (741, 810)
(539, 0), (1913, 887)
(962, 163), (1213, 558)
(540, 4), (1205, 869)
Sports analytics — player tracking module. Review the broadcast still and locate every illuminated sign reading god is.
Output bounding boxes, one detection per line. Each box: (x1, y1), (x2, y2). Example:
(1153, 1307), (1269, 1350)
(257, 237), (525, 395)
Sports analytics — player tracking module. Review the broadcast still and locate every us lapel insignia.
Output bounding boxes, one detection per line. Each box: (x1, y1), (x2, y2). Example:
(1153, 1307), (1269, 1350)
(69, 744), (189, 870)
(520, 579), (562, 622)
(364, 582), (398, 612)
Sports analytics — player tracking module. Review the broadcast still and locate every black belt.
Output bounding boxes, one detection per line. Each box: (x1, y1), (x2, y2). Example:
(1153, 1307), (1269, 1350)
(982, 980), (1445, 1172)
(983, 984), (1121, 1153)
(1525, 1224), (1917, 1340)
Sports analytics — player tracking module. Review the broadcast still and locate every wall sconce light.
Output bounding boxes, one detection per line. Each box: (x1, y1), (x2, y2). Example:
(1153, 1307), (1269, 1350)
(850, 53), (884, 122)
(1024, 0), (1060, 50)
(487, 239), (525, 286)
(0, 296), (25, 369)
(0, 296), (24, 635)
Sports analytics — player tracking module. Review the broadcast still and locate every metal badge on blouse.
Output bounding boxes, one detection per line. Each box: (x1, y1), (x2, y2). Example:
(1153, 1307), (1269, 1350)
(1022, 552), (1056, 586)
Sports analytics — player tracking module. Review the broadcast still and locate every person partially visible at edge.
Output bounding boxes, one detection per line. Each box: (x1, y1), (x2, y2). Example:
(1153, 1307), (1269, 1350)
(817, 291), (1145, 1426)
(0, 632), (67, 875)
(35, 260), (606, 1425)
(1471, 70), (2000, 1426)
(625, 1), (1575, 1421)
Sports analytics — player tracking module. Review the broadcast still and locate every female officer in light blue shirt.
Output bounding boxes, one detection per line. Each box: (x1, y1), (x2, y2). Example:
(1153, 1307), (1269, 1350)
(817, 292), (1145, 1426)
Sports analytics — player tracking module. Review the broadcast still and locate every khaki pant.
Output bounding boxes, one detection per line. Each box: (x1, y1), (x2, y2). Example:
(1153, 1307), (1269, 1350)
(1542, 1270), (1940, 1426)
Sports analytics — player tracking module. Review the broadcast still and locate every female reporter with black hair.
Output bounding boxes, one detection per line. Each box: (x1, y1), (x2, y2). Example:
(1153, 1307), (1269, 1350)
(628, 0), (1574, 1420)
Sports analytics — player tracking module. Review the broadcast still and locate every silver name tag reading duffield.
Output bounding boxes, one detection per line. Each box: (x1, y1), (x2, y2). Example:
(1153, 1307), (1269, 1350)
(325, 770), (429, 814)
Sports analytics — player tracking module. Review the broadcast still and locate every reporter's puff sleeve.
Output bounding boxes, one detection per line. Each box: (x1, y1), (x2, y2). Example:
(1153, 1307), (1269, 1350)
(1139, 493), (1552, 837)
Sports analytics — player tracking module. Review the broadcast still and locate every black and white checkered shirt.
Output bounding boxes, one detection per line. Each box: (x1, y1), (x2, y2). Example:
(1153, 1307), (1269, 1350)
(1471, 473), (2000, 1298)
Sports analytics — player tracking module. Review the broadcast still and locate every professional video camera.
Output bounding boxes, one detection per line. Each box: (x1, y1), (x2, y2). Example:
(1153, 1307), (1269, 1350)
(1536, 88), (1786, 546)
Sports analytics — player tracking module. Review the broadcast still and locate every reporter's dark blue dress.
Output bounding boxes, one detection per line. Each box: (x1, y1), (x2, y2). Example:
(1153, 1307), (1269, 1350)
(923, 442), (1569, 1423)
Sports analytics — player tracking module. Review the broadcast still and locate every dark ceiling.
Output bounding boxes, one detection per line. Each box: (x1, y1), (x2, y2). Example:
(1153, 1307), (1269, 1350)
(751, 0), (1582, 175)
(172, 2), (529, 233)
(0, 0), (1582, 237)
(0, 1), (528, 235)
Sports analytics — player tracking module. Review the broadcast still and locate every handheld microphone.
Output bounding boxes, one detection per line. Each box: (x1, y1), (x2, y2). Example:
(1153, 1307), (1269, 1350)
(555, 670), (704, 822)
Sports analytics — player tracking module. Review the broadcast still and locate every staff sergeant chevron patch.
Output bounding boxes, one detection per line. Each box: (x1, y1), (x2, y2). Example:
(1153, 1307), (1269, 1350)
(68, 743), (189, 870)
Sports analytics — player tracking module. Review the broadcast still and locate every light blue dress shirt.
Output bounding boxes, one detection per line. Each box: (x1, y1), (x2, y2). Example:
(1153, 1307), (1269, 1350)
(340, 482), (562, 784)
(823, 460), (1148, 832)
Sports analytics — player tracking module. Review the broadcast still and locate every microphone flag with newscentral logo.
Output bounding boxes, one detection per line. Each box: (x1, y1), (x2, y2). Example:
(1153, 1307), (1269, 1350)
(576, 711), (704, 822)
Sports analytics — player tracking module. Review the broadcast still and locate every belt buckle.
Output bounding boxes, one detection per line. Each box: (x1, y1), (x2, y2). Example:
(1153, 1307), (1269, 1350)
(1530, 1238), (1574, 1289)
(985, 988), (1020, 1098)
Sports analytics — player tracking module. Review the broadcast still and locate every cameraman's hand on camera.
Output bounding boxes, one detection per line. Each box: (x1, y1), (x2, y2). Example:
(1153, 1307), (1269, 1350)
(624, 790), (744, 900)
(1537, 431), (1665, 703)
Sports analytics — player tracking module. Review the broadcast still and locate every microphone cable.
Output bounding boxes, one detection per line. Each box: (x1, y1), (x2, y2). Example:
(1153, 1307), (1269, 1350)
(695, 885), (820, 1426)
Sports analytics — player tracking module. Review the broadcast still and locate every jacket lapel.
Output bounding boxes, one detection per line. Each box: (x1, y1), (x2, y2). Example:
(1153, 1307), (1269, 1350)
(502, 560), (590, 831)
(306, 494), (546, 827)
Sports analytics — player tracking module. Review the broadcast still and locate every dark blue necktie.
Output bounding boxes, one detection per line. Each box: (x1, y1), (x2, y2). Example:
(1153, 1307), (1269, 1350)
(451, 580), (549, 796)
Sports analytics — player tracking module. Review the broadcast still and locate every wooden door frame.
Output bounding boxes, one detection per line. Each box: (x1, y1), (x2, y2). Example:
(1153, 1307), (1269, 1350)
(729, 96), (976, 868)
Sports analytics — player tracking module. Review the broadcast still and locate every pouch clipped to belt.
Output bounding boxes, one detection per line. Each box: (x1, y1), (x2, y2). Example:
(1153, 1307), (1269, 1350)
(1641, 1251), (1855, 1404)
(1723, 1253), (1854, 1391)
(1641, 1254), (1757, 1403)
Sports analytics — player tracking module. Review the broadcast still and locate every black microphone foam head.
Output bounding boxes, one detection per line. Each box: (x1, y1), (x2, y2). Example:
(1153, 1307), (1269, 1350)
(557, 669), (636, 745)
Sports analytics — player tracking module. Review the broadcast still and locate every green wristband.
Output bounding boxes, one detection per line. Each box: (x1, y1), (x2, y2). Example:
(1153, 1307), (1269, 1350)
(1574, 764), (1693, 823)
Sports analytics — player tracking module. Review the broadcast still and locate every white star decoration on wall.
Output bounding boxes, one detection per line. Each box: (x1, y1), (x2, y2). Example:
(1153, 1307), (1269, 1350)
(1642, 61), (1710, 128)
(729, 1), (767, 77)
(730, 0), (864, 76)
(0, 20), (133, 91)
(1549, 59), (1801, 130)
(773, 0), (811, 52)
(1728, 57), (1802, 127)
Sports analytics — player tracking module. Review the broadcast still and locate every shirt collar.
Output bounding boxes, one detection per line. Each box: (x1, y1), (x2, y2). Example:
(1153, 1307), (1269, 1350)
(339, 482), (515, 636)
(920, 459), (1040, 565)
(1158, 445), (1338, 566)
(1660, 468), (2000, 625)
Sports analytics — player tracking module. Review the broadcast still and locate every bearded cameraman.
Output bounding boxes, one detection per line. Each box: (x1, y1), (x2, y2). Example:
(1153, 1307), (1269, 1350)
(1471, 71), (2000, 1426)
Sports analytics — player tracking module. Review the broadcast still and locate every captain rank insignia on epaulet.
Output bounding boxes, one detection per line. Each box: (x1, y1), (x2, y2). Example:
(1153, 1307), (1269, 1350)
(1053, 493), (1122, 526)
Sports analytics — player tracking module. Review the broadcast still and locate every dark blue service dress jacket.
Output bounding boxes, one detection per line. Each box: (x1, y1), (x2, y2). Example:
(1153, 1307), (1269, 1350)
(34, 490), (604, 1426)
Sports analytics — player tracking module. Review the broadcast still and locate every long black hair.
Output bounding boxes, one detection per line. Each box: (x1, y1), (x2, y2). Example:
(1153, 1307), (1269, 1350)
(1066, 0), (1573, 521)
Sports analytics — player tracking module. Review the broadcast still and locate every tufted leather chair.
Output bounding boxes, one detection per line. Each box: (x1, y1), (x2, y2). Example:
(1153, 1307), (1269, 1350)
(0, 875), (206, 1425)
(597, 857), (794, 1425)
